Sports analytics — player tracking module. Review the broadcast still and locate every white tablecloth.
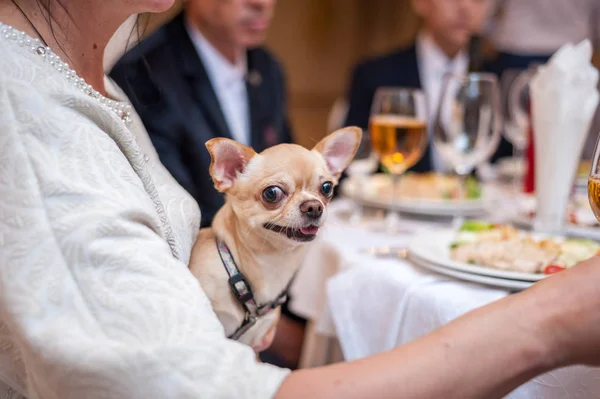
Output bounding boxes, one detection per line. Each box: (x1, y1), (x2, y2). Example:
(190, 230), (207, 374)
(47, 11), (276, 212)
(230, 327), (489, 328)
(289, 199), (600, 399)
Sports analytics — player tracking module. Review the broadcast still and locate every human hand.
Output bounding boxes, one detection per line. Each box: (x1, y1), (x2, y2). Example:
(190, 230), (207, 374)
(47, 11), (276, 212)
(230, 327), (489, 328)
(524, 255), (600, 367)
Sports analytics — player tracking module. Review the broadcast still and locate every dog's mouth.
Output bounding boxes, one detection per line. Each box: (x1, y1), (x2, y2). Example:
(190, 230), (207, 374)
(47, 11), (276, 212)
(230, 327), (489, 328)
(264, 224), (320, 242)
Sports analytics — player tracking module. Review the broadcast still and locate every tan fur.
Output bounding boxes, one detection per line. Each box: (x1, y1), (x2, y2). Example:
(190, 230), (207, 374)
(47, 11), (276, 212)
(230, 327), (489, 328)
(189, 127), (361, 351)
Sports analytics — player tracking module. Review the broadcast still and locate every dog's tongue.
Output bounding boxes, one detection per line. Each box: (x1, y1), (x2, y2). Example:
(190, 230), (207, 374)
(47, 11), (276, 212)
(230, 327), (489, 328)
(300, 226), (319, 235)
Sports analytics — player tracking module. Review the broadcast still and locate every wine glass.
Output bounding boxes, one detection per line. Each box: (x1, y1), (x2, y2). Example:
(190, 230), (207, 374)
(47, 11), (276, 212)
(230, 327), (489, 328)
(369, 88), (428, 234)
(588, 134), (600, 222)
(345, 129), (378, 224)
(433, 72), (502, 227)
(502, 67), (536, 192)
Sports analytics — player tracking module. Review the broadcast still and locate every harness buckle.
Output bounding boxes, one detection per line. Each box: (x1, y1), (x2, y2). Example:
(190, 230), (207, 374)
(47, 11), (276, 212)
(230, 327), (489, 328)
(228, 274), (254, 304)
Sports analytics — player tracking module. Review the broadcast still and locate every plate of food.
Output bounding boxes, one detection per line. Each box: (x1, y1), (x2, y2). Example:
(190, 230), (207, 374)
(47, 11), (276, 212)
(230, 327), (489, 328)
(407, 220), (600, 289)
(340, 172), (487, 216)
(510, 193), (600, 240)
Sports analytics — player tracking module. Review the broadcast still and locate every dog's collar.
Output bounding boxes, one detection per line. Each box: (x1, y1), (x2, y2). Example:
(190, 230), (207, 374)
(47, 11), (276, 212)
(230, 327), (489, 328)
(216, 238), (289, 340)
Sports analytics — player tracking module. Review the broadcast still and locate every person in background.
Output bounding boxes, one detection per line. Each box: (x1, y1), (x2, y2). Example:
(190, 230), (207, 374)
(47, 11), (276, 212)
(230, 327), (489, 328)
(344, 0), (490, 173)
(485, 0), (600, 164)
(485, 0), (600, 76)
(110, 0), (293, 229)
(110, 0), (302, 370)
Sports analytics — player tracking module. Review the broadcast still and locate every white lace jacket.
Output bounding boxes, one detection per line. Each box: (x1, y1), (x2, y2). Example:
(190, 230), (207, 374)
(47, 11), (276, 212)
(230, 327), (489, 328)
(0, 26), (289, 399)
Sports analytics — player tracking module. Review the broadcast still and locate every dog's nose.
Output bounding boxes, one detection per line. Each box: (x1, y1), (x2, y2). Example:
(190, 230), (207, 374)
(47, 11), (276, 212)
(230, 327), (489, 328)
(300, 200), (323, 219)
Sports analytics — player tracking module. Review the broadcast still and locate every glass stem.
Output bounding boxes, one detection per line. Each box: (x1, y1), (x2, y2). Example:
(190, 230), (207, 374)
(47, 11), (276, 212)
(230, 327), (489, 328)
(386, 172), (403, 232)
(458, 172), (468, 200)
(392, 172), (401, 211)
(452, 171), (468, 229)
(512, 145), (525, 194)
(350, 175), (365, 224)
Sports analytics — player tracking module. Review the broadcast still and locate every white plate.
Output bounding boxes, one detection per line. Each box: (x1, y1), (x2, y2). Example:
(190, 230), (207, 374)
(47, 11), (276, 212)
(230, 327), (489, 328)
(511, 215), (600, 241)
(341, 175), (487, 217)
(407, 230), (547, 282)
(408, 254), (532, 291)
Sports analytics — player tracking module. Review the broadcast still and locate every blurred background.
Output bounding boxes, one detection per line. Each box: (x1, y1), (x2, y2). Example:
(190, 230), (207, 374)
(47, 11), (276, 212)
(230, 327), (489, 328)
(107, 0), (425, 148)
(104, 0), (599, 151)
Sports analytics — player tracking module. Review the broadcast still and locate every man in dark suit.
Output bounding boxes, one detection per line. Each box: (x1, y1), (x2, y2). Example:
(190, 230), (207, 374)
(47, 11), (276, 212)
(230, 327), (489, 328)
(110, 0), (292, 228)
(344, 0), (492, 172)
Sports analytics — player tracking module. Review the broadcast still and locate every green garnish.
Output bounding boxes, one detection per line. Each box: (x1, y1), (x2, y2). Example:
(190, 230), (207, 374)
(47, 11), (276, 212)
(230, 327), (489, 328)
(459, 220), (495, 232)
(465, 176), (482, 199)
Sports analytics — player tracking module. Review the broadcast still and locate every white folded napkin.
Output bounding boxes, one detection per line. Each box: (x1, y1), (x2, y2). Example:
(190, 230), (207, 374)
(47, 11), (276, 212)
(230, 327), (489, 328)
(530, 39), (599, 233)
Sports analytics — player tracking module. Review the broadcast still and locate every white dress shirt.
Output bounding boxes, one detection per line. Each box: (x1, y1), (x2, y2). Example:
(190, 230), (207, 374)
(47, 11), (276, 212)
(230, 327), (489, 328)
(487, 0), (600, 55)
(185, 20), (251, 145)
(416, 32), (469, 171)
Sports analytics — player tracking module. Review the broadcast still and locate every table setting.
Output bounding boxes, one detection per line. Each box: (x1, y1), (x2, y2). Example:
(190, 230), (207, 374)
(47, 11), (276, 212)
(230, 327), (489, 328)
(289, 39), (600, 398)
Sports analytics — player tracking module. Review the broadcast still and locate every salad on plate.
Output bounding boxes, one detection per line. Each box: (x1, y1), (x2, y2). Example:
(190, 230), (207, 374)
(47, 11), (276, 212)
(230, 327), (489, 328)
(449, 221), (600, 275)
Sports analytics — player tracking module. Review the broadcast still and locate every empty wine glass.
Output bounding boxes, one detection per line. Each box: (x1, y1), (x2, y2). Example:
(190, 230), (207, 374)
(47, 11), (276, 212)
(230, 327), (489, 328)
(502, 67), (537, 192)
(369, 88), (428, 234)
(433, 72), (502, 227)
(345, 130), (378, 224)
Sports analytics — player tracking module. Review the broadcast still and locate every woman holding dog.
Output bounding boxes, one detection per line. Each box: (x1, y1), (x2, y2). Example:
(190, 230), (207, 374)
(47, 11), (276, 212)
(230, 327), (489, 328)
(1, 1), (600, 398)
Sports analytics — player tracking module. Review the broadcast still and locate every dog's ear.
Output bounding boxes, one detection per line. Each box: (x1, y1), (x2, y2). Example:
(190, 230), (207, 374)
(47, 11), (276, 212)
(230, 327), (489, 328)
(312, 127), (362, 177)
(205, 138), (256, 192)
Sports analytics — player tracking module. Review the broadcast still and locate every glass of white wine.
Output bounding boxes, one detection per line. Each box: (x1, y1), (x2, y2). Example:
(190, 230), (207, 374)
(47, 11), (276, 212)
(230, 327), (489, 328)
(345, 129), (378, 224)
(433, 73), (502, 226)
(369, 88), (428, 234)
(588, 134), (600, 222)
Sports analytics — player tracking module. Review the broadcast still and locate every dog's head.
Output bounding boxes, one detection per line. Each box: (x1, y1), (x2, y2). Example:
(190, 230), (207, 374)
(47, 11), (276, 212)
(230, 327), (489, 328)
(206, 127), (361, 245)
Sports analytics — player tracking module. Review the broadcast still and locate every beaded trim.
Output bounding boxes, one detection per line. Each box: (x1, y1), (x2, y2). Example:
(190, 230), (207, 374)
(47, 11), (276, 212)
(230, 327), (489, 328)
(0, 22), (132, 124)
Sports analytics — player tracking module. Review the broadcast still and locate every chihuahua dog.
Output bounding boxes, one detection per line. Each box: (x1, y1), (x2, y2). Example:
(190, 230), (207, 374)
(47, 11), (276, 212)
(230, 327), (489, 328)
(189, 127), (361, 352)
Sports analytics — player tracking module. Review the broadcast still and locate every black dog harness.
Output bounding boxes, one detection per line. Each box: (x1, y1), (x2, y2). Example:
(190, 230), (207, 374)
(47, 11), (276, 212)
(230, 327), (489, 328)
(216, 238), (289, 340)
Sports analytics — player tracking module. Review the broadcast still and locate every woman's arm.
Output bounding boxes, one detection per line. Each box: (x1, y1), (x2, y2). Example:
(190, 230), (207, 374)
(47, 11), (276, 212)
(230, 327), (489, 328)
(276, 256), (600, 399)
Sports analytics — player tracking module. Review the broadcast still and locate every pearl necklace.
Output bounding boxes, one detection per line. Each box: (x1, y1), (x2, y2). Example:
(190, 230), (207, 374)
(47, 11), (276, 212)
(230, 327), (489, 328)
(0, 22), (132, 124)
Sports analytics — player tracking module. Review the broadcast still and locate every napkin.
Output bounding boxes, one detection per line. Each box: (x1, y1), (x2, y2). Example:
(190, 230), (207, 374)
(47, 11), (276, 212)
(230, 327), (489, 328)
(530, 39), (599, 233)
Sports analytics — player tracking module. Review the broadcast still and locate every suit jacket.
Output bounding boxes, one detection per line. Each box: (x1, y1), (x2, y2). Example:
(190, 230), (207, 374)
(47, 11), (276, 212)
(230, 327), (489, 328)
(344, 45), (433, 172)
(110, 12), (293, 227)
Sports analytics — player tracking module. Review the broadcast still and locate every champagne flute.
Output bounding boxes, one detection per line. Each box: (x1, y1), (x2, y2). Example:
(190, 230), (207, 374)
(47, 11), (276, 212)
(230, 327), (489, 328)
(345, 130), (378, 224)
(369, 88), (428, 234)
(433, 73), (502, 227)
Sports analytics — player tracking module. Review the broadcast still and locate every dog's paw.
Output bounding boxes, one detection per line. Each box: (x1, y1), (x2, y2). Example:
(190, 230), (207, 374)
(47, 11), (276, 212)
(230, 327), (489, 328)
(252, 323), (277, 353)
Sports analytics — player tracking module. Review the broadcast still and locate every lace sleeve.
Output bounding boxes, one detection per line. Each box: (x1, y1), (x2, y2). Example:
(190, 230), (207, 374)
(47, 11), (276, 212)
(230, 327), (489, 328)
(0, 79), (289, 398)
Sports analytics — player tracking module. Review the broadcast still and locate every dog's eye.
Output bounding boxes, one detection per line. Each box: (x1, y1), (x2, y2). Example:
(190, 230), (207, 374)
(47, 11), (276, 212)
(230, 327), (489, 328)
(320, 182), (334, 197)
(262, 186), (284, 203)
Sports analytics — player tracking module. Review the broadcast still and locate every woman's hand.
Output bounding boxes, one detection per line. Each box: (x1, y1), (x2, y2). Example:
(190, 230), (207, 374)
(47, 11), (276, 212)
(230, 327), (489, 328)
(524, 255), (600, 367)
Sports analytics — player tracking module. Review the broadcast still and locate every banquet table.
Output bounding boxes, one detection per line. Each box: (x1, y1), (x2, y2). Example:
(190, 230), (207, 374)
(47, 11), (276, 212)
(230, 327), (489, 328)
(288, 198), (600, 399)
